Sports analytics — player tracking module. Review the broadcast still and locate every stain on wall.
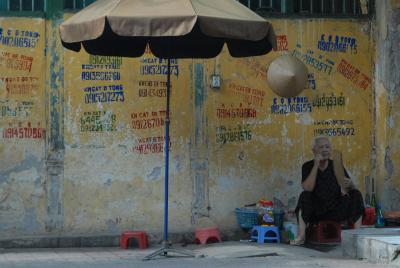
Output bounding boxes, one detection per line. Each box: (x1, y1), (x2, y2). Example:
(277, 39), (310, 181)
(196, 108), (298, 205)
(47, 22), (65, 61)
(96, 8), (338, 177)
(44, 15), (65, 234)
(190, 62), (210, 222)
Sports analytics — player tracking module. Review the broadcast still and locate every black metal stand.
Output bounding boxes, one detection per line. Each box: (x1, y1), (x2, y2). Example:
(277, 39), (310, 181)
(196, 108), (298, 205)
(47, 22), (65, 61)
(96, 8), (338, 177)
(143, 241), (196, 261)
(143, 59), (195, 261)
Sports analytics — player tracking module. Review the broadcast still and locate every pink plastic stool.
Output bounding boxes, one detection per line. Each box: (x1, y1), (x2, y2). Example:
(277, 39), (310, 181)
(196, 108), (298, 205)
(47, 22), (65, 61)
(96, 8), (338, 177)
(195, 227), (222, 245)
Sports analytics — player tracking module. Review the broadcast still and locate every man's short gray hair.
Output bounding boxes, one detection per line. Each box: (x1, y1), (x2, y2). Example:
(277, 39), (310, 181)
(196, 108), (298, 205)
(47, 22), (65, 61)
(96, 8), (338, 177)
(311, 136), (331, 150)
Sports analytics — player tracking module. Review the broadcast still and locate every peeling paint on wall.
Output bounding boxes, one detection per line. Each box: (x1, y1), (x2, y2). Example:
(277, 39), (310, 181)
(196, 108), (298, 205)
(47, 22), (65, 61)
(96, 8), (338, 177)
(190, 62), (210, 221)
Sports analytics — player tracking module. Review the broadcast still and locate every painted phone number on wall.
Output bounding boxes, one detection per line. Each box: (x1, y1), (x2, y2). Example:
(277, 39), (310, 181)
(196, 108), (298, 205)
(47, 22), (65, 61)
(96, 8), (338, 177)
(84, 91), (124, 103)
(314, 127), (355, 136)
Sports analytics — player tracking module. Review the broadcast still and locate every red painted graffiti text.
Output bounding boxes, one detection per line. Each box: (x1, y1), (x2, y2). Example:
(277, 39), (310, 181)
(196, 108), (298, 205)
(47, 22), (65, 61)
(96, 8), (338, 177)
(229, 83), (265, 106)
(2, 122), (45, 139)
(131, 110), (167, 130)
(273, 35), (289, 51)
(337, 59), (371, 90)
(133, 136), (171, 154)
(216, 103), (257, 119)
(0, 51), (33, 72)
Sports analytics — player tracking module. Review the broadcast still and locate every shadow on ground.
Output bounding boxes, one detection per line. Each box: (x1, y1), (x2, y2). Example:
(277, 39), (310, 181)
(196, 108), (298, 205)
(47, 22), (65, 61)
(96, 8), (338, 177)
(302, 242), (339, 253)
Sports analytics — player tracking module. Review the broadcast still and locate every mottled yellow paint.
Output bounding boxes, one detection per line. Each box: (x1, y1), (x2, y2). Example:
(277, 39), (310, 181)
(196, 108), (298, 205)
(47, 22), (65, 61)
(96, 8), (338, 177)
(61, 18), (376, 232)
(0, 17), (47, 236)
(0, 17), (46, 150)
(1, 14), (377, 238)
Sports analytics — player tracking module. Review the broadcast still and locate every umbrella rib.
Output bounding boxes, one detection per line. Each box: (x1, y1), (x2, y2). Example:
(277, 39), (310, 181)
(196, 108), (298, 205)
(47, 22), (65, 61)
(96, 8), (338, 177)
(188, 0), (197, 15)
(108, 0), (123, 15)
(191, 0), (265, 21)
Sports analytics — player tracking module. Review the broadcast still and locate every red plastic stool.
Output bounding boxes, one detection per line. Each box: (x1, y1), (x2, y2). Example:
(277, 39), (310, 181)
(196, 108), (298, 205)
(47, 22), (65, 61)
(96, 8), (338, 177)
(195, 227), (222, 245)
(306, 221), (341, 243)
(120, 231), (148, 249)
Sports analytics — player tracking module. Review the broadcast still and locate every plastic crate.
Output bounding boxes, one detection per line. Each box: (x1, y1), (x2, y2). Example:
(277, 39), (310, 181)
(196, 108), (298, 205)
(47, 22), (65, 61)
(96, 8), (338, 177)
(235, 208), (259, 229)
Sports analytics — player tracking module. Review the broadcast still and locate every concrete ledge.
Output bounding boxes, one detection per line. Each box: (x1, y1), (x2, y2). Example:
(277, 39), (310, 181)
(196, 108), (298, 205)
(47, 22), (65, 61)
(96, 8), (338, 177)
(368, 237), (400, 264)
(342, 227), (400, 265)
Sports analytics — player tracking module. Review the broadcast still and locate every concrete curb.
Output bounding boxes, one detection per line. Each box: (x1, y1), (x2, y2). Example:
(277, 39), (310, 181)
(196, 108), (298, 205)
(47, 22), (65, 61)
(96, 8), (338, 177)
(342, 227), (400, 265)
(0, 230), (248, 249)
(0, 235), (120, 248)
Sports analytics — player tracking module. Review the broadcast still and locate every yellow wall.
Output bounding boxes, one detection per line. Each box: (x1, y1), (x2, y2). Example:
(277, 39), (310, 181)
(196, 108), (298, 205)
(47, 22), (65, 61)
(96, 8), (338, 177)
(0, 17), (47, 237)
(0, 15), (376, 238)
(62, 18), (375, 233)
(209, 19), (374, 227)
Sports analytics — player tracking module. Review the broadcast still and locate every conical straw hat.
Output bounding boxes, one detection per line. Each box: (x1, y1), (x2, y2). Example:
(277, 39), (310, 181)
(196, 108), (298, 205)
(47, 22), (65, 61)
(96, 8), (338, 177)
(267, 55), (308, 98)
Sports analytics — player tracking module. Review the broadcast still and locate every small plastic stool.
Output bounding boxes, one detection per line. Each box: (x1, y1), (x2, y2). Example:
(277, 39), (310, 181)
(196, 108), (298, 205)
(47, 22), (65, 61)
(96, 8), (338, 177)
(307, 221), (341, 243)
(195, 227), (222, 245)
(120, 231), (148, 249)
(251, 225), (280, 243)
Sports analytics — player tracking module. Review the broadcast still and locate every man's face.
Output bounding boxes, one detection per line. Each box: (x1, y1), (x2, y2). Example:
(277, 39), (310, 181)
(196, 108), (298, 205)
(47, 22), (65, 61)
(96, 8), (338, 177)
(313, 138), (331, 160)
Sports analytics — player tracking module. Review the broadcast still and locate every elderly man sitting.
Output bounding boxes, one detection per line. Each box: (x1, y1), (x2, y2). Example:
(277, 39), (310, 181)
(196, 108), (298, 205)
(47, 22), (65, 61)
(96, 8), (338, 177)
(291, 136), (365, 245)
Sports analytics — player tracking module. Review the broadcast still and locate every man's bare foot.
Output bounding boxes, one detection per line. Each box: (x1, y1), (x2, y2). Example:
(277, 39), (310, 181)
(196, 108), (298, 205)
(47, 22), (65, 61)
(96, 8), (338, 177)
(354, 216), (362, 228)
(290, 236), (305, 246)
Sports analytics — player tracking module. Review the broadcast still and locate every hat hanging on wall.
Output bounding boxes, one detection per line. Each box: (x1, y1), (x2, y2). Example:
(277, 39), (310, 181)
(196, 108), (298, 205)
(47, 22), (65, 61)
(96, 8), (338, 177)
(267, 55), (308, 98)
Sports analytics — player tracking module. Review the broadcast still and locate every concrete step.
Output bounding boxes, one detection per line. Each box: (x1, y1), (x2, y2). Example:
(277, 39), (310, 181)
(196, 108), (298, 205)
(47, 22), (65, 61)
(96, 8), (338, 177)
(342, 227), (400, 266)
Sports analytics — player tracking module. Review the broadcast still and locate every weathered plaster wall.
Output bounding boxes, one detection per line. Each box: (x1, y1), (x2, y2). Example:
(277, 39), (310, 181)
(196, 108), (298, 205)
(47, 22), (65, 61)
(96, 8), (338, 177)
(0, 17), (47, 238)
(375, 0), (400, 210)
(61, 17), (375, 235)
(208, 18), (374, 230)
(0, 15), (375, 239)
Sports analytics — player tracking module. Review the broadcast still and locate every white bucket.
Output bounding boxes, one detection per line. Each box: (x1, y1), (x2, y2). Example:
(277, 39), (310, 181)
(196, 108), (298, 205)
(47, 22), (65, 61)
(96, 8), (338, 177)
(283, 221), (298, 240)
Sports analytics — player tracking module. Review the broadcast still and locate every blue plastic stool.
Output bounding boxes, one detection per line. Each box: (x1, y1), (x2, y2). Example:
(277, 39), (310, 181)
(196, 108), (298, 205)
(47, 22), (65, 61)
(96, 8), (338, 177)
(251, 225), (280, 243)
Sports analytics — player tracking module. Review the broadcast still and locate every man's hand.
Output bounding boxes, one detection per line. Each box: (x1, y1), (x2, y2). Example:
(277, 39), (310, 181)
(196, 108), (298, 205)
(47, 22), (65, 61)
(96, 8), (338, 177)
(341, 187), (348, 196)
(343, 177), (354, 189)
(341, 177), (354, 195)
(343, 177), (354, 191)
(314, 154), (323, 166)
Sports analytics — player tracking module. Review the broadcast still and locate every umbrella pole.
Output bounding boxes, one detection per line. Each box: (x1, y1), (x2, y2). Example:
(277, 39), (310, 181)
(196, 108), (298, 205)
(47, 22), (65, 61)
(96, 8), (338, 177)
(143, 59), (195, 261)
(164, 57), (171, 244)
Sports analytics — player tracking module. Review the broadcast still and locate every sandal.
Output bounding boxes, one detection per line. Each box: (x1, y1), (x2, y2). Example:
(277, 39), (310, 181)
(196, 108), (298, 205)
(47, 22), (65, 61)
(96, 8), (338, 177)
(290, 238), (305, 246)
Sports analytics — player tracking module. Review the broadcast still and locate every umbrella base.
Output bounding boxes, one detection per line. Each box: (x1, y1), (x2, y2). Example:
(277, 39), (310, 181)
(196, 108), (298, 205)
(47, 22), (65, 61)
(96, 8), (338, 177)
(142, 240), (196, 261)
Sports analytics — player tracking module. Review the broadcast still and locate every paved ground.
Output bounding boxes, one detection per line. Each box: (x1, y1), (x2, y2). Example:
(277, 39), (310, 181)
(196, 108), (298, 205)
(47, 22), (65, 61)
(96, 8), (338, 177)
(0, 241), (397, 268)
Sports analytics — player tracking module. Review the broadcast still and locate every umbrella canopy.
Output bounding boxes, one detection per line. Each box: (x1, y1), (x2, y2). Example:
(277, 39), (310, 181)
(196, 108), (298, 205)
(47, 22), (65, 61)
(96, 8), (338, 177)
(60, 0), (276, 58)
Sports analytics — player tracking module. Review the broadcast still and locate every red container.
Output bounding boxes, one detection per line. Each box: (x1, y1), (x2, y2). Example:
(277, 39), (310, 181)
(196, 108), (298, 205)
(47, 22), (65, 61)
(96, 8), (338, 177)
(362, 207), (376, 225)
